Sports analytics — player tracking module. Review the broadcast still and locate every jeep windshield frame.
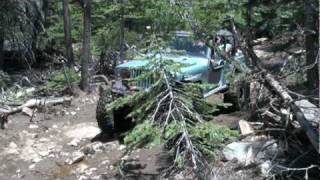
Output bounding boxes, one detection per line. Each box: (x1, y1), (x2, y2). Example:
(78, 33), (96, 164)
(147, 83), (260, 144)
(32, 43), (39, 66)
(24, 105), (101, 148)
(167, 32), (210, 58)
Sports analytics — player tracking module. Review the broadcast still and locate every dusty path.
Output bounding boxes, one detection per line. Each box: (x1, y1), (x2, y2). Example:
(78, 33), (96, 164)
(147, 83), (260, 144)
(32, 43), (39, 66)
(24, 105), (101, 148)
(0, 91), (259, 180)
(0, 92), (139, 180)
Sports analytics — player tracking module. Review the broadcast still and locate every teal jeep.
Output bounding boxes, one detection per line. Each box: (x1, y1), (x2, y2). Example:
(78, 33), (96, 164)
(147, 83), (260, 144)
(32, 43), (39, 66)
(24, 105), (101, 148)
(96, 31), (245, 137)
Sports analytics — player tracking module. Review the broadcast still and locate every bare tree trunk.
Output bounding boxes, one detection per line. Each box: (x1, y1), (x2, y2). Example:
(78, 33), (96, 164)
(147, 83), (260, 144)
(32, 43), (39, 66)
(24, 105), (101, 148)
(119, 0), (125, 64)
(62, 0), (74, 67)
(305, 0), (319, 88)
(246, 0), (253, 45)
(246, 0), (258, 68)
(318, 6), (320, 107)
(0, 35), (4, 70)
(80, 0), (91, 92)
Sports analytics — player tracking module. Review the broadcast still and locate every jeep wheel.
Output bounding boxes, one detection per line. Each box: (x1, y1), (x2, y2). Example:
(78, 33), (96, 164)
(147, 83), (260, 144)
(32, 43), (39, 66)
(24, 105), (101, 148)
(96, 86), (135, 139)
(224, 80), (250, 111)
(96, 86), (115, 135)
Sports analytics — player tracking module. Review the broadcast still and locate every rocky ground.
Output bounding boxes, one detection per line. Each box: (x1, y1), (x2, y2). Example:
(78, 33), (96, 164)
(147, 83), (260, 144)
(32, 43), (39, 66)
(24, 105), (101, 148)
(0, 90), (270, 180)
(0, 91), (167, 180)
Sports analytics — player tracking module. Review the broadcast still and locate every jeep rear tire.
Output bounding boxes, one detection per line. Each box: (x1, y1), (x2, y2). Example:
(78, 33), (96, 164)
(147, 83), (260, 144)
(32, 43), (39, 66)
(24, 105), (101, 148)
(96, 87), (134, 139)
(96, 87), (115, 135)
(224, 80), (250, 111)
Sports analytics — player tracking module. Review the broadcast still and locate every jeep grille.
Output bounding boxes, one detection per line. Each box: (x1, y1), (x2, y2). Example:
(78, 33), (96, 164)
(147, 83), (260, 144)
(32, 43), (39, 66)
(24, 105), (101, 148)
(130, 69), (152, 90)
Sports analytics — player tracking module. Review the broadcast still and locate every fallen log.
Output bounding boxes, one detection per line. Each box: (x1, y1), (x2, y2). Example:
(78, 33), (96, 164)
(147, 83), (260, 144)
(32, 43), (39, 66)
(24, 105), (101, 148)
(227, 19), (320, 153)
(291, 100), (320, 152)
(265, 73), (320, 153)
(265, 74), (293, 103)
(0, 97), (72, 115)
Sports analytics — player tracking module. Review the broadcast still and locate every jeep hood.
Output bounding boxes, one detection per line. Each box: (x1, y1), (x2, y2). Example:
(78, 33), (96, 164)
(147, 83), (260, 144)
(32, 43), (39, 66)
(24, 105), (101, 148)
(117, 55), (209, 77)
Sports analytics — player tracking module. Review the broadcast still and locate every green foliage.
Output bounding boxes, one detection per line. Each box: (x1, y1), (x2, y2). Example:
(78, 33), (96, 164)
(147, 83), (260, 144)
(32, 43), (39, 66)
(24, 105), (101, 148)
(38, 1), (83, 53)
(41, 68), (80, 93)
(189, 122), (239, 156)
(124, 121), (162, 148)
(0, 71), (11, 89)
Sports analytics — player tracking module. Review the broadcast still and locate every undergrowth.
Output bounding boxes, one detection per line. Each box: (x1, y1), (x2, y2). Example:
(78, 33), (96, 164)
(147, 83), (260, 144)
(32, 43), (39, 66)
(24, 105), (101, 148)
(41, 68), (80, 94)
(0, 71), (11, 89)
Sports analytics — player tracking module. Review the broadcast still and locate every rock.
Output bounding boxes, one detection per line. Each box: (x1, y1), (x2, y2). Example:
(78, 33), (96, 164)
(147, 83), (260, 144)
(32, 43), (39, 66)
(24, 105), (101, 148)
(260, 160), (272, 177)
(238, 120), (254, 135)
(60, 152), (70, 157)
(80, 142), (106, 155)
(9, 142), (18, 148)
(223, 142), (255, 165)
(101, 159), (110, 165)
(28, 164), (36, 170)
(32, 157), (42, 163)
(76, 163), (88, 174)
(22, 107), (35, 117)
(39, 138), (49, 142)
(223, 140), (278, 165)
(31, 134), (39, 138)
(39, 150), (50, 157)
(91, 175), (101, 180)
(119, 145), (126, 151)
(78, 175), (88, 180)
(85, 168), (97, 176)
(48, 154), (55, 158)
(67, 151), (85, 165)
(68, 138), (81, 147)
(29, 124), (39, 129)
(52, 125), (58, 129)
(121, 155), (129, 160)
(64, 123), (100, 139)
(81, 146), (96, 155)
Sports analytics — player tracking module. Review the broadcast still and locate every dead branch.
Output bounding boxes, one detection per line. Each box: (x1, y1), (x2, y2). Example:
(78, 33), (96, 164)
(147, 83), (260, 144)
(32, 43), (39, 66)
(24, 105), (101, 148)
(225, 19), (320, 153)
(0, 97), (72, 115)
(90, 75), (110, 85)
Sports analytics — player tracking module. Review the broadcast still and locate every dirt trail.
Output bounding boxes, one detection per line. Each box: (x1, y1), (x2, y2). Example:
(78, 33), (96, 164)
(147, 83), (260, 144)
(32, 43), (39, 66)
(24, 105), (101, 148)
(0, 90), (258, 180)
(0, 92), (129, 180)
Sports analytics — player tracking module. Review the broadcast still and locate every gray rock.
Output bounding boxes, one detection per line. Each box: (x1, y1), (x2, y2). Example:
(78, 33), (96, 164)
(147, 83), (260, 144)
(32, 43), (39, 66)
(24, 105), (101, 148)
(223, 140), (278, 165)
(66, 151), (85, 165)
(260, 160), (272, 177)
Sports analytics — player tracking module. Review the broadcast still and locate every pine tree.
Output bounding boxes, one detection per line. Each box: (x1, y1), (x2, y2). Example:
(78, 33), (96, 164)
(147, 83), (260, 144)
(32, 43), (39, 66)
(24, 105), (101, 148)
(105, 41), (238, 177)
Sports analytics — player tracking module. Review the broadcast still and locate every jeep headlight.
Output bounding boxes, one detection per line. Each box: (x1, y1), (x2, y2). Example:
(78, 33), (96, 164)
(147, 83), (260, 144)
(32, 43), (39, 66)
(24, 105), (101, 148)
(118, 69), (130, 79)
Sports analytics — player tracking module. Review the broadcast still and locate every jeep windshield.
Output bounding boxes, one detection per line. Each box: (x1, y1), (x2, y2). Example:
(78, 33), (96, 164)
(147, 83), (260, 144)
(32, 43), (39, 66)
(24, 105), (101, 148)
(168, 35), (208, 58)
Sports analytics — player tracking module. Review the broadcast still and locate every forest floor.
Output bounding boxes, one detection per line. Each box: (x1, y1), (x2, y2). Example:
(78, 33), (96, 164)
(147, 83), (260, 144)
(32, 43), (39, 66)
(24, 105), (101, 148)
(1, 36), (315, 180)
(0, 89), (262, 180)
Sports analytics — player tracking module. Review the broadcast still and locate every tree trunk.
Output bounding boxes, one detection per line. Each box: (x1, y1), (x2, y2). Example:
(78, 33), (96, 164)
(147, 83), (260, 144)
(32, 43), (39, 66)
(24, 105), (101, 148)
(246, 0), (257, 68)
(305, 0), (319, 88)
(80, 0), (91, 92)
(318, 5), (320, 107)
(119, 0), (125, 64)
(0, 35), (4, 70)
(63, 0), (74, 67)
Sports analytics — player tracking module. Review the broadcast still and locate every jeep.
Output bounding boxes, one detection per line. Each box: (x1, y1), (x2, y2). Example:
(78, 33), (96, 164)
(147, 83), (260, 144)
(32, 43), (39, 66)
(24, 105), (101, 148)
(96, 31), (246, 137)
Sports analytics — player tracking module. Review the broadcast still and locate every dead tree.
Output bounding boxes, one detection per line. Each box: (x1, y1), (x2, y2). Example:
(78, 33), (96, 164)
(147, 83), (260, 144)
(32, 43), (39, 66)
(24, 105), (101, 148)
(228, 19), (320, 153)
(80, 0), (91, 92)
(62, 0), (74, 67)
(304, 0), (319, 88)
